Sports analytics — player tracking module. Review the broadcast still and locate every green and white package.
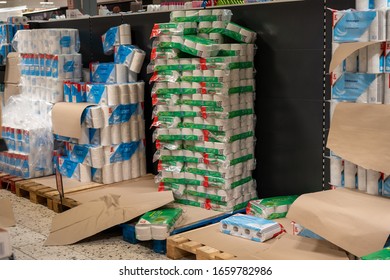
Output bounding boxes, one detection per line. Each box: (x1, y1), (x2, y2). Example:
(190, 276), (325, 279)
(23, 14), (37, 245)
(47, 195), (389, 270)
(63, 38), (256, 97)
(361, 247), (390, 260)
(150, 22), (197, 38)
(247, 195), (299, 219)
(135, 208), (183, 241)
(170, 9), (233, 23)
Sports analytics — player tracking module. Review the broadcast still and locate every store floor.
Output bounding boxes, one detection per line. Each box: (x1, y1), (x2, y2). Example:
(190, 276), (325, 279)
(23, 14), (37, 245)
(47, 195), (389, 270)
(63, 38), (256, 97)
(0, 190), (169, 260)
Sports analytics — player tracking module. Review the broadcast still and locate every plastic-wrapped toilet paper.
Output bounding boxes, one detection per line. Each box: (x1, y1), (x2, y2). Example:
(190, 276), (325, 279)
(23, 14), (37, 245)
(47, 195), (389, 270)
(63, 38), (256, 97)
(358, 166), (367, 192)
(113, 161), (123, 182)
(367, 169), (381, 195)
(343, 160), (357, 189)
(246, 195), (298, 219)
(135, 208), (183, 241)
(220, 214), (284, 242)
(122, 160), (132, 180)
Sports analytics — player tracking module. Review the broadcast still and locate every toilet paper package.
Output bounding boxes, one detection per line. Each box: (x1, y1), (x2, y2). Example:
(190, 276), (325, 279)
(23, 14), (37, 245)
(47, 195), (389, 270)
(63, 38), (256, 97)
(90, 62), (117, 84)
(382, 174), (390, 197)
(114, 45), (146, 73)
(170, 9), (232, 23)
(150, 47), (181, 60)
(65, 143), (104, 168)
(150, 22), (198, 38)
(135, 208), (183, 241)
(246, 195), (299, 219)
(199, 23), (257, 44)
(101, 24), (132, 55)
(86, 84), (108, 104)
(332, 9), (386, 43)
(57, 156), (91, 182)
(331, 72), (383, 103)
(219, 214), (285, 242)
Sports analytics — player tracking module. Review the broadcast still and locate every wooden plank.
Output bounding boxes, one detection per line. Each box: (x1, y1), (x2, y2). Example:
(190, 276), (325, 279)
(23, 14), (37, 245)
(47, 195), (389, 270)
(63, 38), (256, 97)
(215, 252), (235, 260)
(196, 246), (220, 260)
(181, 241), (203, 254)
(167, 236), (192, 260)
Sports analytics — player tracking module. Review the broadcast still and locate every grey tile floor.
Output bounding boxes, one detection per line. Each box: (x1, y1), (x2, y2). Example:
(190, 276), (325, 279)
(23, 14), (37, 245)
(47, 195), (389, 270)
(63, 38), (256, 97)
(0, 189), (169, 260)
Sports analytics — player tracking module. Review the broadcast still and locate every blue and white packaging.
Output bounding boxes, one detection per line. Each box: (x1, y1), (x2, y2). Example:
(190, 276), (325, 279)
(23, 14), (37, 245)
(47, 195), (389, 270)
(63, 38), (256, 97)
(367, 42), (385, 73)
(331, 72), (383, 103)
(333, 10), (386, 43)
(114, 45), (146, 73)
(66, 143), (105, 168)
(219, 213), (284, 242)
(58, 156), (91, 182)
(382, 174), (390, 197)
(102, 24), (132, 55)
(90, 62), (116, 84)
(86, 84), (108, 104)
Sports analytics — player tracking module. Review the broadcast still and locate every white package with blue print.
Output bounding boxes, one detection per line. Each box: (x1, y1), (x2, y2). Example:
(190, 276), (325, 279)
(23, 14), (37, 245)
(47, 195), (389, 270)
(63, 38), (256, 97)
(57, 156), (91, 183)
(114, 45), (146, 73)
(332, 9), (385, 43)
(102, 24), (132, 55)
(219, 213), (284, 242)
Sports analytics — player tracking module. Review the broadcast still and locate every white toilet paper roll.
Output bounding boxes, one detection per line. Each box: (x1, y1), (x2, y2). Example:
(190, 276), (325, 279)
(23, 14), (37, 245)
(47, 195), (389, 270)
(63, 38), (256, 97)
(135, 225), (152, 241)
(113, 162), (123, 183)
(79, 124), (90, 145)
(137, 82), (145, 103)
(103, 164), (114, 184)
(122, 160), (132, 180)
(111, 124), (121, 144)
(358, 166), (367, 192)
(121, 122), (131, 142)
(79, 164), (91, 183)
(129, 49), (145, 73)
(367, 169), (381, 195)
(89, 106), (105, 128)
(140, 154), (147, 176)
(90, 146), (104, 168)
(368, 75), (384, 104)
(375, 0), (388, 9)
(101, 125), (111, 146)
(116, 64), (128, 83)
(226, 23), (240, 33)
(358, 47), (368, 73)
(385, 73), (390, 104)
(119, 24), (132, 45)
(330, 157), (343, 187)
(129, 86), (139, 104)
(138, 118), (146, 139)
(355, 0), (370, 10)
(131, 152), (141, 178)
(367, 43), (384, 73)
(119, 84), (130, 104)
(343, 160), (357, 189)
(130, 120), (140, 141)
(107, 84), (120, 106)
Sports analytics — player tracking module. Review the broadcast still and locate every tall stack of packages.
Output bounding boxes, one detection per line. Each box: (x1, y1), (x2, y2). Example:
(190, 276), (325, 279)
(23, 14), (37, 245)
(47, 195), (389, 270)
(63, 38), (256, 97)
(149, 9), (258, 211)
(331, 1), (390, 197)
(0, 16), (29, 65)
(0, 28), (82, 178)
(52, 24), (147, 184)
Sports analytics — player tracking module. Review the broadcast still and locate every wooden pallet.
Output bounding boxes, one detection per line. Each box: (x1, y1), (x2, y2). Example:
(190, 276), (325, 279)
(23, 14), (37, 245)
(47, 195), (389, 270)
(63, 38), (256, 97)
(0, 173), (25, 193)
(15, 180), (80, 213)
(166, 235), (237, 260)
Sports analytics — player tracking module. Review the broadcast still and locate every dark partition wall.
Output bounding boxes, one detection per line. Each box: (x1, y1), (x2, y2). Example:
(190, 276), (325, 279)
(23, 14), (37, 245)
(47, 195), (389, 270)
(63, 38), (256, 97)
(32, 0), (354, 197)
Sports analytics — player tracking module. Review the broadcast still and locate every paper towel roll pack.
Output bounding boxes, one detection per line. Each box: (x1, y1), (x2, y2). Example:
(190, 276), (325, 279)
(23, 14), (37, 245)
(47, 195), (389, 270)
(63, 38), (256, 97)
(246, 195), (299, 220)
(219, 214), (284, 242)
(170, 9), (233, 23)
(151, 22), (198, 38)
(135, 208), (183, 241)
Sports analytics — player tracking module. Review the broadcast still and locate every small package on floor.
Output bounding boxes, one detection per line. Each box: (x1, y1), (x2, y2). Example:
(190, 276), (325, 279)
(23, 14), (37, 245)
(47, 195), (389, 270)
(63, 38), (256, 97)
(0, 228), (12, 259)
(220, 214), (285, 242)
(361, 247), (390, 260)
(246, 195), (299, 219)
(135, 208), (183, 241)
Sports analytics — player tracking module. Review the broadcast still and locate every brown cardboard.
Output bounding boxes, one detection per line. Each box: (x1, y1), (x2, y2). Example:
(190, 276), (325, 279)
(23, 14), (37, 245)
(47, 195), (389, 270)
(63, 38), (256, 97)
(52, 102), (94, 139)
(44, 190), (174, 245)
(327, 102), (390, 173)
(3, 84), (20, 105)
(32, 175), (102, 193)
(178, 223), (348, 260)
(4, 52), (21, 84)
(329, 42), (377, 73)
(287, 188), (390, 257)
(0, 199), (16, 227)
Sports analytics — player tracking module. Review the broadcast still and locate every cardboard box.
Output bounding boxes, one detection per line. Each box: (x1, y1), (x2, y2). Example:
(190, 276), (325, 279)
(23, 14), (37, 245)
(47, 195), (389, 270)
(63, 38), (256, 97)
(0, 228), (12, 259)
(0, 199), (16, 228)
(4, 52), (20, 84)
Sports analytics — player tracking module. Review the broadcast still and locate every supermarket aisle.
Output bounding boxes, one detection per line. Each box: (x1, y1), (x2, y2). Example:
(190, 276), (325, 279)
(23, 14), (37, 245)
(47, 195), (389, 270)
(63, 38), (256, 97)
(0, 190), (168, 260)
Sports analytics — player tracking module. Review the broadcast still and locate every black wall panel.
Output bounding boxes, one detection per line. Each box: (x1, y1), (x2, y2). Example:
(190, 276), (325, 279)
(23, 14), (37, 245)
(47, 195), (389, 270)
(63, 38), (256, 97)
(34, 1), (354, 197)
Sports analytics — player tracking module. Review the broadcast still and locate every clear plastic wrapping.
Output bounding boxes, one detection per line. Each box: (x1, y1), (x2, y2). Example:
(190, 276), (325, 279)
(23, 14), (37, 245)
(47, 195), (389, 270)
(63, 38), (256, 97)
(150, 22), (198, 38)
(170, 9), (233, 23)
(0, 95), (54, 178)
(12, 29), (81, 54)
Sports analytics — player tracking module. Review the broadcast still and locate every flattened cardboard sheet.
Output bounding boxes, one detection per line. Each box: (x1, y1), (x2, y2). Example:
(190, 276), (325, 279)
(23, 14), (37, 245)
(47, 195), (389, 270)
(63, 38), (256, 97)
(52, 102), (94, 139)
(287, 188), (390, 257)
(0, 199), (16, 227)
(327, 102), (390, 174)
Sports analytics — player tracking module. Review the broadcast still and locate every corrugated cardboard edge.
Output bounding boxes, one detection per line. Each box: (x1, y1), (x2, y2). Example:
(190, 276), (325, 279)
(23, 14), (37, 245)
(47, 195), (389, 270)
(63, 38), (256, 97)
(52, 102), (95, 139)
(0, 199), (16, 227)
(44, 191), (174, 246)
(287, 188), (390, 257)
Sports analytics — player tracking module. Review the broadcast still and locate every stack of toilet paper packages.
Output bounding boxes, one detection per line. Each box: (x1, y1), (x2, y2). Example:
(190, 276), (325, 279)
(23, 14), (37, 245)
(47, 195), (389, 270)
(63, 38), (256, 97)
(361, 247), (390, 260)
(11, 28), (82, 104)
(0, 17), (29, 65)
(53, 103), (147, 184)
(246, 195), (299, 220)
(219, 214), (285, 242)
(52, 25), (147, 184)
(330, 7), (390, 196)
(149, 9), (258, 212)
(135, 208), (183, 241)
(0, 96), (53, 179)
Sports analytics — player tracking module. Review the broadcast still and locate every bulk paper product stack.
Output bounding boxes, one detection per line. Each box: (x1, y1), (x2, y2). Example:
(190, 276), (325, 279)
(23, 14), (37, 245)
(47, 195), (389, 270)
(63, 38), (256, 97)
(52, 24), (147, 184)
(0, 28), (82, 179)
(149, 9), (258, 212)
(330, 7), (390, 197)
(0, 16), (29, 65)
(246, 195), (299, 219)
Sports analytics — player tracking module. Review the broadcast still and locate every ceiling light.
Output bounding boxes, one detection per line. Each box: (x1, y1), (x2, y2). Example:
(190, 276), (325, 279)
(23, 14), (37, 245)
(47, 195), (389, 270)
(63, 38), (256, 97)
(0, 1), (8, 4)
(40, 1), (54, 4)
